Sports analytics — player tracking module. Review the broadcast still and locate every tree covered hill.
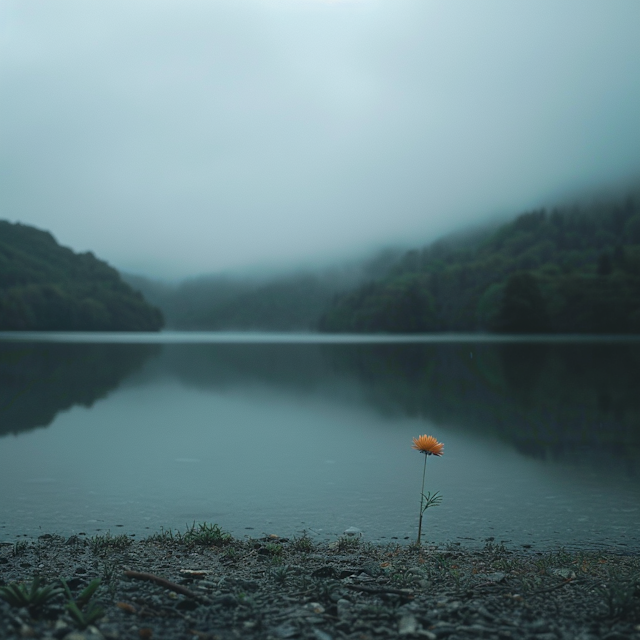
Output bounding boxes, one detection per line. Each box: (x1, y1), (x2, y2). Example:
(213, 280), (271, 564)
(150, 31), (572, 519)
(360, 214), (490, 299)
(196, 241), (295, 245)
(0, 221), (164, 331)
(123, 249), (402, 331)
(319, 190), (640, 333)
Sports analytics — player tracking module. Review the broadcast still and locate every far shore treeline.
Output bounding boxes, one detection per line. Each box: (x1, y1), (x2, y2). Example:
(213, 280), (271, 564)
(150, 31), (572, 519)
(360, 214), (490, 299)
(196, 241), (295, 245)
(0, 221), (164, 331)
(319, 190), (640, 334)
(3, 186), (640, 333)
(129, 188), (640, 334)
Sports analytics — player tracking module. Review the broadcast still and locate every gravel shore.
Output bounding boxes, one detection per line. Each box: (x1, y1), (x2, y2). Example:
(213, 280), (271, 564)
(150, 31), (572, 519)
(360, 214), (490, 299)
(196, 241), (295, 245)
(1, 525), (639, 640)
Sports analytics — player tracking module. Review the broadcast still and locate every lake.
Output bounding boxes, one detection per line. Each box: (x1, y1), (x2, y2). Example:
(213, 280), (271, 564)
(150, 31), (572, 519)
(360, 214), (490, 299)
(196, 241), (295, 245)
(1, 332), (639, 551)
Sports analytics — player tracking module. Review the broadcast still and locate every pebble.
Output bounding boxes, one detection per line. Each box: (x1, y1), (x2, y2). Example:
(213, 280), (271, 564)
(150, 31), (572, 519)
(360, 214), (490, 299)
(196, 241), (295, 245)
(456, 623), (492, 636)
(398, 614), (418, 635)
(272, 623), (298, 638)
(485, 572), (506, 583)
(337, 598), (352, 618)
(430, 623), (457, 638)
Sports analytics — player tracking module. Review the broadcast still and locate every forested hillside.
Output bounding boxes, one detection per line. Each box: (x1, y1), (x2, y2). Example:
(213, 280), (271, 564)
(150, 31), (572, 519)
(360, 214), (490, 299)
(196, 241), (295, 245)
(319, 191), (640, 333)
(0, 221), (164, 331)
(124, 250), (401, 330)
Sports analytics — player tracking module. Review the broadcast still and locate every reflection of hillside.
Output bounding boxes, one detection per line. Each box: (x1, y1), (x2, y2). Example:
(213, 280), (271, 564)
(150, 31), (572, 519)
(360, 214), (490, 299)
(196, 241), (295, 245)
(6, 338), (637, 470)
(321, 342), (640, 473)
(163, 343), (335, 393)
(0, 342), (160, 436)
(162, 340), (640, 472)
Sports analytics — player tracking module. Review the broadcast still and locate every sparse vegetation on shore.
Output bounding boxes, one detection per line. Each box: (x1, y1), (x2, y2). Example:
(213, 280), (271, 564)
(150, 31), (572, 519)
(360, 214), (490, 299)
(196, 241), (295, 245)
(1, 524), (639, 639)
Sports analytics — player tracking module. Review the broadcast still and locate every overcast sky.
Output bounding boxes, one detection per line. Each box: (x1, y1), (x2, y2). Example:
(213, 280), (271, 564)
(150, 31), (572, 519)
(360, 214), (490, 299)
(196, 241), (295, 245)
(2, 1), (640, 280)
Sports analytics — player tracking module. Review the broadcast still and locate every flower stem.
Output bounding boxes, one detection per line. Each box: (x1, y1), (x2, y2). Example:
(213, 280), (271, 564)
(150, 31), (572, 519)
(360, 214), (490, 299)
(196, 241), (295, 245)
(417, 453), (427, 545)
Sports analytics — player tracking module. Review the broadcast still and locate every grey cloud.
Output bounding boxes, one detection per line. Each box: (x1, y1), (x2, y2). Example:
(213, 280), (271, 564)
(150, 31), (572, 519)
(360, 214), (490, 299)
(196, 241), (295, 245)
(1, 0), (640, 278)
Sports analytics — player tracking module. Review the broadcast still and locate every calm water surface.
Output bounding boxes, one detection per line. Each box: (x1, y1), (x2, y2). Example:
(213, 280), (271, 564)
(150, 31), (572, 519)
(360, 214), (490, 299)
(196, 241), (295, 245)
(1, 333), (639, 551)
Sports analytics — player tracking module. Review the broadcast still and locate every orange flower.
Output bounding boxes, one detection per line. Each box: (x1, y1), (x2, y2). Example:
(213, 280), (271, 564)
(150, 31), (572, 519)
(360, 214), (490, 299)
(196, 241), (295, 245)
(412, 435), (444, 456)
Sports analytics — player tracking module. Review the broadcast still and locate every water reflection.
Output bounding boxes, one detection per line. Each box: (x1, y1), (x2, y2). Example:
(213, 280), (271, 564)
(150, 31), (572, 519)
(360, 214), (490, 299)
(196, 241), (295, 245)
(0, 342), (159, 436)
(4, 339), (639, 472)
(161, 341), (640, 475)
(0, 336), (638, 549)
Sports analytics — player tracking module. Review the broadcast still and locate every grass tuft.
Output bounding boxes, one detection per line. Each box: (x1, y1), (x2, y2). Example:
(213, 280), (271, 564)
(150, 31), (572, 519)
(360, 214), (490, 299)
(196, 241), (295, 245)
(335, 535), (361, 553)
(90, 532), (133, 554)
(12, 540), (29, 557)
(290, 531), (314, 553)
(182, 522), (233, 547)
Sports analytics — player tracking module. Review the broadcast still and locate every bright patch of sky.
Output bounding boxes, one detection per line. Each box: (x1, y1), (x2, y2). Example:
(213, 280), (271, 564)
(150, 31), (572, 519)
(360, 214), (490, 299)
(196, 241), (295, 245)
(1, 0), (639, 279)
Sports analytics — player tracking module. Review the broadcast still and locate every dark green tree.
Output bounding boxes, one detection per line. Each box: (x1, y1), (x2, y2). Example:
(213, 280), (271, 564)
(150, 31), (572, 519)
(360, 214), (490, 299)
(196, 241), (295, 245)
(495, 272), (549, 333)
(597, 251), (612, 276)
(0, 220), (163, 331)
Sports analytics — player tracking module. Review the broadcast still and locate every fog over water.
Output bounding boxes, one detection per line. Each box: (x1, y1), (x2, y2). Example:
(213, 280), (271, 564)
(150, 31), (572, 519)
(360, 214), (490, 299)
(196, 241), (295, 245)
(2, 1), (640, 279)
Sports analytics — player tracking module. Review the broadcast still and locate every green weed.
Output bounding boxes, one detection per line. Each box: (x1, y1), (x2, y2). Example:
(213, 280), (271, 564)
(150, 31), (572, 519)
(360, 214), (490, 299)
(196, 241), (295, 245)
(335, 535), (361, 553)
(182, 522), (232, 546)
(90, 532), (132, 554)
(61, 578), (104, 630)
(144, 527), (176, 544)
(269, 564), (291, 585)
(0, 577), (62, 610)
(143, 523), (232, 547)
(12, 540), (29, 557)
(482, 539), (508, 557)
(290, 531), (314, 553)
(221, 545), (239, 561)
(597, 571), (640, 619)
(264, 542), (283, 557)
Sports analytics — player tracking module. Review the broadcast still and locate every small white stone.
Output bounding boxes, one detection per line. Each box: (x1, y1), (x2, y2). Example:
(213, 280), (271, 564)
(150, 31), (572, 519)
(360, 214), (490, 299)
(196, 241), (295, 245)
(337, 598), (352, 617)
(550, 567), (576, 580)
(304, 602), (325, 614)
(398, 613), (418, 635)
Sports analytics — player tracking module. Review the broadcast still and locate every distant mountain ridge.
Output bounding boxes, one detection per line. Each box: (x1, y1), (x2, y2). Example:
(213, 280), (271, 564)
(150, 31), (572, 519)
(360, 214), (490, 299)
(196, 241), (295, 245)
(0, 220), (163, 331)
(123, 249), (402, 330)
(319, 189), (640, 334)
(125, 188), (640, 334)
